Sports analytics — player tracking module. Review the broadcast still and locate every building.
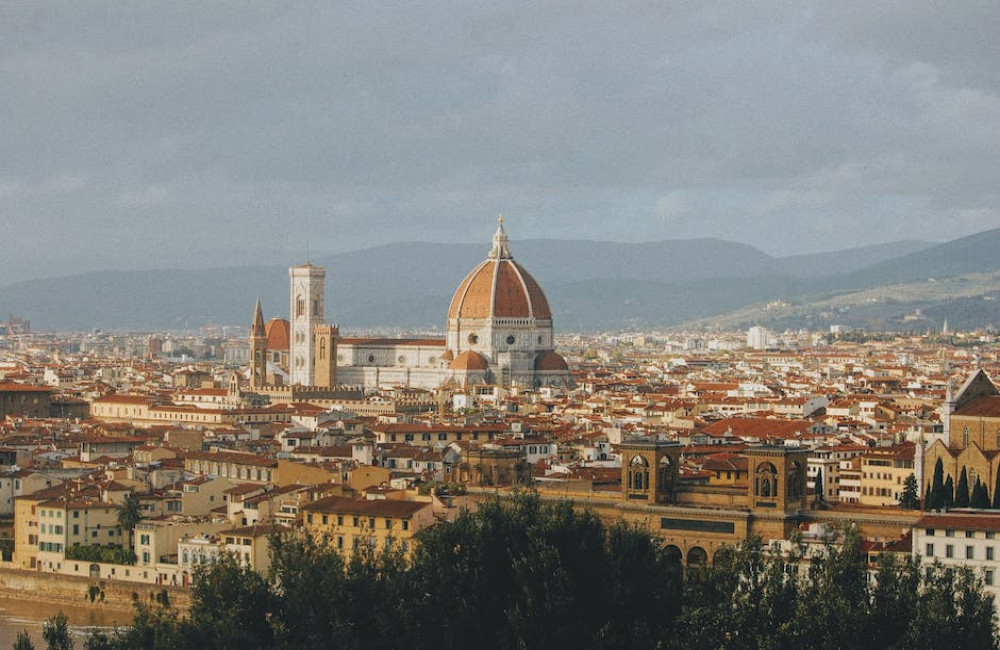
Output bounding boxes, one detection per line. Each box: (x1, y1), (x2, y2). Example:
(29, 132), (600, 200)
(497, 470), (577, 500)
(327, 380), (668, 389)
(300, 495), (435, 558)
(334, 218), (572, 390)
(913, 512), (1000, 615)
(289, 263), (326, 386)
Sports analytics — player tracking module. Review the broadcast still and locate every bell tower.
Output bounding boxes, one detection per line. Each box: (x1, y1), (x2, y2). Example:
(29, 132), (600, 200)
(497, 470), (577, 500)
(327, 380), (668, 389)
(620, 440), (681, 504)
(289, 262), (326, 386)
(249, 297), (267, 390)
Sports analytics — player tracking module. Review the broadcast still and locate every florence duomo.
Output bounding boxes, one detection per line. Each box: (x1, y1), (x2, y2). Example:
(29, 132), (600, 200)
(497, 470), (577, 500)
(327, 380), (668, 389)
(247, 218), (572, 392)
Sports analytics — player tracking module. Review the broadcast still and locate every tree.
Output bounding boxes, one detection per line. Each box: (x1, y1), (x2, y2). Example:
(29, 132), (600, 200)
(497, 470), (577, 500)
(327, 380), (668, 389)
(944, 475), (956, 509)
(42, 613), (72, 650)
(13, 631), (35, 650)
(993, 476), (1000, 510)
(116, 492), (143, 552)
(956, 467), (971, 508)
(928, 458), (945, 510)
(814, 468), (825, 502)
(972, 479), (992, 509)
(900, 473), (920, 509)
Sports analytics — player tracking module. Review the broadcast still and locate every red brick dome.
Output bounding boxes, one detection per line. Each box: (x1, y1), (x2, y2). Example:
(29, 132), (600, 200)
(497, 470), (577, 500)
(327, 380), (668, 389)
(534, 351), (569, 372)
(447, 219), (551, 321)
(450, 350), (489, 371)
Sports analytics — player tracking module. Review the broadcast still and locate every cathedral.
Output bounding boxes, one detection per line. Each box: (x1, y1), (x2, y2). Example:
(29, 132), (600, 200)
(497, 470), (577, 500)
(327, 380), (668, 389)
(250, 219), (571, 390)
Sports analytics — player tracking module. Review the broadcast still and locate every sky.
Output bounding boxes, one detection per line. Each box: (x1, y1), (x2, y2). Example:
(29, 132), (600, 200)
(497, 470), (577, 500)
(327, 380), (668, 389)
(1, 1), (998, 284)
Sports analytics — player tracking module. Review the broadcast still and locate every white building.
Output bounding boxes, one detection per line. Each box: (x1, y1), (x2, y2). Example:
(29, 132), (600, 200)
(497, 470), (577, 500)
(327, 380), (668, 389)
(913, 512), (1000, 615)
(289, 263), (326, 386)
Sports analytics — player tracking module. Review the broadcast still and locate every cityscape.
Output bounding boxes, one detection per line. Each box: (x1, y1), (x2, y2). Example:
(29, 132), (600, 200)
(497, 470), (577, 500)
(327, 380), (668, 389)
(3, 2), (1000, 649)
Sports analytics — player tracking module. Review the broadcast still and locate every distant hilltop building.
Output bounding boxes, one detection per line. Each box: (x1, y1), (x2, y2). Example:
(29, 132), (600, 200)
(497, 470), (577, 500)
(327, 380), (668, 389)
(249, 218), (571, 390)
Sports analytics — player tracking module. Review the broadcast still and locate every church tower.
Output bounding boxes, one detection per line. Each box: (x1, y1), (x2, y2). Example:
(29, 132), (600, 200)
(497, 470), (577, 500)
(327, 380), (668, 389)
(289, 262), (326, 386)
(249, 297), (268, 390)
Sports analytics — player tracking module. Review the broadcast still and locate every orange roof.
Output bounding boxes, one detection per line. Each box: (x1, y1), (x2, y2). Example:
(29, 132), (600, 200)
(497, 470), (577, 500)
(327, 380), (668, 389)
(448, 258), (552, 320)
(265, 318), (290, 351)
(451, 351), (488, 371)
(535, 351), (569, 372)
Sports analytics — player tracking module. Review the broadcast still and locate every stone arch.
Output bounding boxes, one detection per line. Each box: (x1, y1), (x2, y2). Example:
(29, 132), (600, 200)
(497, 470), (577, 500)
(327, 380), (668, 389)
(755, 462), (778, 498)
(663, 545), (682, 563)
(687, 546), (708, 567)
(786, 460), (804, 498)
(629, 455), (650, 491)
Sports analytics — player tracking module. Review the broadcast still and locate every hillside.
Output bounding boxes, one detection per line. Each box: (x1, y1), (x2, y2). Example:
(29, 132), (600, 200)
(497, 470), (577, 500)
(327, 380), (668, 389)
(5, 229), (998, 333)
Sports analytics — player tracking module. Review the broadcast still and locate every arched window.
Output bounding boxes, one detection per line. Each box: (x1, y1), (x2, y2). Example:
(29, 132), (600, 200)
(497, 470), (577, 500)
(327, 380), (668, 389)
(755, 462), (779, 498)
(319, 338), (326, 360)
(629, 455), (650, 492)
(312, 299), (319, 316)
(296, 295), (305, 317)
(964, 426), (971, 447)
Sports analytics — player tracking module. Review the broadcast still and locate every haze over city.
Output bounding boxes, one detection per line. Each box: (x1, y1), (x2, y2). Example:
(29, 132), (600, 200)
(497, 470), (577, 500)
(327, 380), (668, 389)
(2, 1), (999, 285)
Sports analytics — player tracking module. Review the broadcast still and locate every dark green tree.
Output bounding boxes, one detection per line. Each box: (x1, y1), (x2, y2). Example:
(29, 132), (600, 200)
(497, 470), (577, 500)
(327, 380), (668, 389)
(42, 613), (72, 650)
(944, 475), (956, 509)
(900, 473), (920, 509)
(814, 468), (824, 501)
(13, 631), (35, 650)
(993, 476), (1000, 509)
(972, 479), (992, 509)
(928, 458), (945, 510)
(956, 467), (971, 507)
(116, 492), (143, 552)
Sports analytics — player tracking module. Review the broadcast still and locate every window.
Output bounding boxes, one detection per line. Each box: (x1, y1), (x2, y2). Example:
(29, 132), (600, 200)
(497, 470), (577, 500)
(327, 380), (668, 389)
(967, 531), (975, 538)
(946, 545), (954, 558)
(369, 517), (375, 529)
(988, 547), (995, 561)
(946, 530), (955, 538)
(926, 529), (935, 537)
(402, 520), (409, 531)
(926, 543), (934, 557)
(337, 515), (343, 526)
(987, 570), (995, 586)
(988, 532), (996, 540)
(322, 515), (328, 525)
(967, 546), (975, 560)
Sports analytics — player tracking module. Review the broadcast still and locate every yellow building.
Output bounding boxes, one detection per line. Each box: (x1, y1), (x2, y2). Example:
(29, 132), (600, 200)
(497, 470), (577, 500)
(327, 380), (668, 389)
(858, 443), (916, 506)
(300, 496), (435, 558)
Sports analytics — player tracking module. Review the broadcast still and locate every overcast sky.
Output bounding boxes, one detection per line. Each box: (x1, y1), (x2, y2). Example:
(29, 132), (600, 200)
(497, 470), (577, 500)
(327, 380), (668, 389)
(2, 1), (998, 284)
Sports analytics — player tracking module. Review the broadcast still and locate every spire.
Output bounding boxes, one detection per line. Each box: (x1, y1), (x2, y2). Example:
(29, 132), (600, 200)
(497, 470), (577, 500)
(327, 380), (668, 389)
(489, 214), (511, 259)
(251, 296), (266, 338)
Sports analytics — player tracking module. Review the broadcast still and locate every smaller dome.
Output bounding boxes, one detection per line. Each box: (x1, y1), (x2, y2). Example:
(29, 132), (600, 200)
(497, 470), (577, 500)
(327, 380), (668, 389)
(451, 350), (488, 371)
(265, 318), (290, 351)
(439, 350), (455, 362)
(535, 351), (569, 372)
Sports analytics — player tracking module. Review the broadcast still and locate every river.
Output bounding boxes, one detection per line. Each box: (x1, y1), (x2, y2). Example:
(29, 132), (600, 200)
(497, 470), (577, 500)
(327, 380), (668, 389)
(0, 596), (130, 647)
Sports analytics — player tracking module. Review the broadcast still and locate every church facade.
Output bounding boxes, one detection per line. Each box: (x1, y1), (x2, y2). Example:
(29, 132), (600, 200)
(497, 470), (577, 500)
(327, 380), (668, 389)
(251, 219), (572, 391)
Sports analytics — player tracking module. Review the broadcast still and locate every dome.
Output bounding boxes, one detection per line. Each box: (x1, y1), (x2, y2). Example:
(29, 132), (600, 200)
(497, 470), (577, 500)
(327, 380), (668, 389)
(439, 350), (455, 362)
(448, 219), (552, 321)
(450, 350), (489, 371)
(534, 351), (569, 372)
(265, 318), (290, 351)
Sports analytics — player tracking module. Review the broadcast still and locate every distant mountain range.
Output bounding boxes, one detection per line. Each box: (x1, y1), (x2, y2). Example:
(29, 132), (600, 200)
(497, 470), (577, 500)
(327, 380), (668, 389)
(5, 229), (1000, 333)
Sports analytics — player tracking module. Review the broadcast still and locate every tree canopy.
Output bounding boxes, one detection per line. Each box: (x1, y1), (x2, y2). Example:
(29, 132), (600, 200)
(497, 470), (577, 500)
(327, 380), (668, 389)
(76, 493), (999, 650)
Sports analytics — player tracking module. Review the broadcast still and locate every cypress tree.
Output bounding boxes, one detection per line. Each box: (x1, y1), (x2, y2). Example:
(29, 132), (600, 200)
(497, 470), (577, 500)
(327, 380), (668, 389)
(943, 475), (955, 509)
(994, 476), (1000, 509)
(929, 458), (945, 510)
(814, 468), (824, 502)
(972, 479), (991, 509)
(955, 467), (970, 508)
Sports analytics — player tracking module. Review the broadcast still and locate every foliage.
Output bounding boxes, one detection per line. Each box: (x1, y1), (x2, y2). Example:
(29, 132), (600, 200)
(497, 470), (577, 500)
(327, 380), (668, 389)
(900, 473), (920, 509)
(813, 468), (824, 501)
(944, 475), (956, 508)
(12, 631), (34, 650)
(957, 467), (971, 508)
(64, 544), (135, 565)
(42, 613), (72, 650)
(927, 458), (945, 510)
(88, 496), (1000, 650)
(116, 493), (143, 550)
(994, 476), (1000, 509)
(671, 528), (998, 650)
(972, 479), (992, 509)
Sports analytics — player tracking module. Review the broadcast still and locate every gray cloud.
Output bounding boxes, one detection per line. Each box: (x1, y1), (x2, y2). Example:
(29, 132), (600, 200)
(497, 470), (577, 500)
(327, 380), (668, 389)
(1, 1), (998, 283)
